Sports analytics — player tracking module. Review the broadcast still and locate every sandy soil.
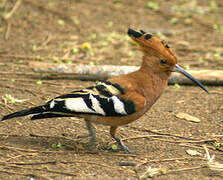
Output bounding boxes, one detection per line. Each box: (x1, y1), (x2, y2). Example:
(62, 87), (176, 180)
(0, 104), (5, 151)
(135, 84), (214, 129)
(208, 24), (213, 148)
(0, 0), (223, 179)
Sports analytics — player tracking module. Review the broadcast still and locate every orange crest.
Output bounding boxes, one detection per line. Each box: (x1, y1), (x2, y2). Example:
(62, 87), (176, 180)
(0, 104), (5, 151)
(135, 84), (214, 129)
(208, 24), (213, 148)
(128, 28), (177, 65)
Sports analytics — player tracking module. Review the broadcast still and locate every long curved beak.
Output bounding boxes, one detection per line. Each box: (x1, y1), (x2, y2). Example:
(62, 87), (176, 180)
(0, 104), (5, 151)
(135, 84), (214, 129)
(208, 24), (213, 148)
(173, 64), (209, 94)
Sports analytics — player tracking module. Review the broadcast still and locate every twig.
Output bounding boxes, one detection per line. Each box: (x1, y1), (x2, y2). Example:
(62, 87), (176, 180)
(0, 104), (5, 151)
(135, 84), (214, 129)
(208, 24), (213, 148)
(0, 145), (40, 153)
(211, 135), (223, 137)
(203, 145), (211, 160)
(39, 33), (52, 47)
(139, 165), (204, 179)
(128, 126), (201, 140)
(3, 0), (22, 40)
(5, 21), (11, 40)
(0, 170), (51, 180)
(5, 160), (119, 170)
(116, 134), (216, 144)
(145, 129), (194, 140)
(31, 33), (53, 51)
(108, 134), (172, 146)
(203, 145), (223, 171)
(137, 157), (205, 168)
(6, 153), (37, 162)
(60, 160), (118, 170)
(210, 91), (223, 95)
(0, 143), (103, 154)
(109, 133), (216, 152)
(0, 103), (15, 113)
(153, 138), (216, 144)
(0, 143), (80, 154)
(179, 143), (208, 150)
(167, 166), (204, 173)
(0, 163), (76, 176)
(3, 0), (22, 20)
(139, 163), (205, 179)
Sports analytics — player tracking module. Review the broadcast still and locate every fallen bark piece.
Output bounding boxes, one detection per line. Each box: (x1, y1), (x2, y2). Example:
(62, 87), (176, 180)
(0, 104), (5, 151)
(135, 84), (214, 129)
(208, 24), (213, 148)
(176, 112), (201, 123)
(29, 61), (223, 85)
(119, 161), (136, 166)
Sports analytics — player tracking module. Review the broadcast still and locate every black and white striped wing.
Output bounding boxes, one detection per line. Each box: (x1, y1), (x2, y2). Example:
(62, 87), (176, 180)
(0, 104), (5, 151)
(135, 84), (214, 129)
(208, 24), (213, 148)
(47, 93), (135, 116)
(32, 81), (135, 119)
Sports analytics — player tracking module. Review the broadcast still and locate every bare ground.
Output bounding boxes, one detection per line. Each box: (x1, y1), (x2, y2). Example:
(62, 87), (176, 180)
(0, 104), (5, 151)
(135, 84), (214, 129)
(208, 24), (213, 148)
(0, 0), (223, 179)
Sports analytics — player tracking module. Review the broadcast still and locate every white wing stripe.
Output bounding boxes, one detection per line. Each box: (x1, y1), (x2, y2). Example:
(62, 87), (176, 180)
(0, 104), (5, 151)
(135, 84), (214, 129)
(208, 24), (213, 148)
(50, 100), (55, 109)
(65, 98), (96, 113)
(111, 96), (127, 115)
(89, 94), (105, 115)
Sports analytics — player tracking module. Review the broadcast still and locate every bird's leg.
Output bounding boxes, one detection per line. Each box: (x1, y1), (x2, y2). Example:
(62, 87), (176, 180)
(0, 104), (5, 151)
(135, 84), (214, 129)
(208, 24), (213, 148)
(110, 126), (136, 154)
(78, 119), (97, 151)
(77, 119), (95, 139)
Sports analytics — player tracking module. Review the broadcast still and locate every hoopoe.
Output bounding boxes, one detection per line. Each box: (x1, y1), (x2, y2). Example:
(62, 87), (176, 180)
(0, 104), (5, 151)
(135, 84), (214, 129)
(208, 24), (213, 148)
(2, 28), (208, 154)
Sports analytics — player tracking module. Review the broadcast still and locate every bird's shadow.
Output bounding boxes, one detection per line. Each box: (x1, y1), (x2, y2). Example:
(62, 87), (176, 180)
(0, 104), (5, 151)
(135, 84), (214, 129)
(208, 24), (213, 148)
(0, 133), (99, 153)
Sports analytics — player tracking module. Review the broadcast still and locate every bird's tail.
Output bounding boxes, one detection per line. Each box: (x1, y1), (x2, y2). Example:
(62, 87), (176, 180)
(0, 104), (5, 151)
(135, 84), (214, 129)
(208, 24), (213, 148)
(2, 106), (45, 121)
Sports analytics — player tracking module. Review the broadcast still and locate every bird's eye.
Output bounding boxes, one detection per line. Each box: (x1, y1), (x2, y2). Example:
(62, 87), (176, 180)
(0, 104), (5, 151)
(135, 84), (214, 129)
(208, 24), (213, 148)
(160, 59), (167, 64)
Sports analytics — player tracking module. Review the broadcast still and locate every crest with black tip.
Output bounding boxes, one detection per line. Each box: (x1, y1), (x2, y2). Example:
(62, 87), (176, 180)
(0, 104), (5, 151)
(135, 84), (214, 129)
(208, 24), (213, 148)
(165, 44), (170, 48)
(127, 28), (142, 38)
(145, 34), (152, 40)
(140, 30), (146, 34)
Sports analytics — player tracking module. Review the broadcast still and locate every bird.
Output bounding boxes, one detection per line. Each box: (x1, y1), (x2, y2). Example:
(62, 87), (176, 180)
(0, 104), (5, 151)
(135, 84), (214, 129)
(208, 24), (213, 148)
(1, 28), (208, 154)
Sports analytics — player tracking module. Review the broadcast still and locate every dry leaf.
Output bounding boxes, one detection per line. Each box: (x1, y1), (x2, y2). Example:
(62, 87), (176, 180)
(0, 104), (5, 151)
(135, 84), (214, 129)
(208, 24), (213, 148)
(186, 149), (202, 156)
(176, 112), (201, 123)
(139, 166), (167, 179)
(207, 160), (223, 172)
(203, 145), (223, 172)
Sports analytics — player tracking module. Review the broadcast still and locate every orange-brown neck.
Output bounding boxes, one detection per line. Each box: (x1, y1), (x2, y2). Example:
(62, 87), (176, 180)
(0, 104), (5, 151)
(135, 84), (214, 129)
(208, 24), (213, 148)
(133, 57), (171, 107)
(139, 56), (172, 83)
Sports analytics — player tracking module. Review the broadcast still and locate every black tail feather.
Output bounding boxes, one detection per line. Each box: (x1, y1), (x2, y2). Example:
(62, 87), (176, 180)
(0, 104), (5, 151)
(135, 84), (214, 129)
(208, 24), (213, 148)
(2, 106), (45, 121)
(31, 113), (71, 120)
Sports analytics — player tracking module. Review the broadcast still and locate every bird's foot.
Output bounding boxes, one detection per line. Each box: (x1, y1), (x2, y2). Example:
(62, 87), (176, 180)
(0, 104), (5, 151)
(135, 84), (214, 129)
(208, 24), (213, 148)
(113, 135), (138, 154)
(87, 136), (97, 151)
(77, 134), (97, 151)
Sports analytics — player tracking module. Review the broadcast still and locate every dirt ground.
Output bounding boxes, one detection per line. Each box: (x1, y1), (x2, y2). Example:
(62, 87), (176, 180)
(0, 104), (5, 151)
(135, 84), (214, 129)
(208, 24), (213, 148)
(0, 0), (223, 179)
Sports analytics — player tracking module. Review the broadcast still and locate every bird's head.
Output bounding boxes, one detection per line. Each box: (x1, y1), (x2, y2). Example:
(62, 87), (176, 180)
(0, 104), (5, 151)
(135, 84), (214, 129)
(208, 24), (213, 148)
(128, 28), (208, 93)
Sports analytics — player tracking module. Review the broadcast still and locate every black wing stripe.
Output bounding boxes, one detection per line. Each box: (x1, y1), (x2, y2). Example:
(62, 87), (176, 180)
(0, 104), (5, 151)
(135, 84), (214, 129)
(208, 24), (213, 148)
(56, 93), (89, 99)
(94, 95), (117, 116)
(83, 94), (95, 111)
(42, 81), (135, 117)
(94, 85), (113, 97)
(105, 81), (125, 94)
